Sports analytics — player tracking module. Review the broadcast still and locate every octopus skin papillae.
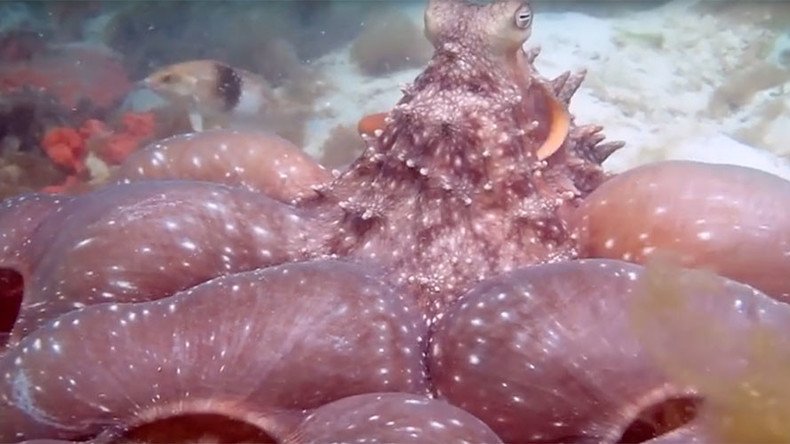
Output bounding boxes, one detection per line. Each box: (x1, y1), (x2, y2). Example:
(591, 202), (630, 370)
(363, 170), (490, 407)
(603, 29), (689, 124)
(1, 0), (789, 442)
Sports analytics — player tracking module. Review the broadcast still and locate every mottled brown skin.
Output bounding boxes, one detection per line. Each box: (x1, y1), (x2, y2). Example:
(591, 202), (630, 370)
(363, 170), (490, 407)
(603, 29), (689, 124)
(311, 0), (622, 315)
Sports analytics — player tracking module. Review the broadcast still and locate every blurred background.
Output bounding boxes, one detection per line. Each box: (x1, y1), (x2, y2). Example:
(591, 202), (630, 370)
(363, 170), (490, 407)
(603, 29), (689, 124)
(0, 0), (787, 197)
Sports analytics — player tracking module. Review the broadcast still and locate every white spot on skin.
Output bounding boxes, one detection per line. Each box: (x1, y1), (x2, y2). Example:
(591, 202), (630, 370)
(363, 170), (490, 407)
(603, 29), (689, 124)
(697, 231), (712, 240)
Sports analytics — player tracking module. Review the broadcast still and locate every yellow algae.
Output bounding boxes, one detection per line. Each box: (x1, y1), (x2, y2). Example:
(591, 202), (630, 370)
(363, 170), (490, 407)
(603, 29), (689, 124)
(629, 254), (790, 443)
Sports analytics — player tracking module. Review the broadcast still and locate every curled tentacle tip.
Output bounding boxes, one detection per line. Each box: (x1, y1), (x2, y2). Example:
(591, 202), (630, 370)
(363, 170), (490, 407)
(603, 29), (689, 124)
(535, 85), (571, 161)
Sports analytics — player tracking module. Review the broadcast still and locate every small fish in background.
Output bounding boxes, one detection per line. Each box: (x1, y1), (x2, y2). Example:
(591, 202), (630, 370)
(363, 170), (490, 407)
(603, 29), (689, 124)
(142, 60), (280, 132)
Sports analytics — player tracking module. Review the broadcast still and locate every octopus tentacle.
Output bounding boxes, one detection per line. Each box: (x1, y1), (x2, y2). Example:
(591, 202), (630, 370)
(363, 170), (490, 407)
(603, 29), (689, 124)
(0, 194), (70, 274)
(0, 260), (429, 440)
(113, 129), (332, 204)
(572, 160), (790, 302)
(285, 393), (502, 443)
(430, 259), (790, 442)
(5, 181), (326, 347)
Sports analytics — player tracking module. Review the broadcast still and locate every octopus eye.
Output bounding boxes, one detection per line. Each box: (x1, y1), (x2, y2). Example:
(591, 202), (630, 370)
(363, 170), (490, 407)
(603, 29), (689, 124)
(515, 6), (533, 29)
(161, 73), (177, 83)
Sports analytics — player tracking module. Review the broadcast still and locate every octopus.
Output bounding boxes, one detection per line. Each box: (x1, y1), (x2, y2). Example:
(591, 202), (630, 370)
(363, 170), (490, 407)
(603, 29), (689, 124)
(1, 0), (789, 442)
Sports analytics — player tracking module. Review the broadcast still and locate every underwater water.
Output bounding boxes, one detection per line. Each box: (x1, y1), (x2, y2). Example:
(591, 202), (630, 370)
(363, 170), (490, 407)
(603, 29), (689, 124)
(0, 0), (788, 442)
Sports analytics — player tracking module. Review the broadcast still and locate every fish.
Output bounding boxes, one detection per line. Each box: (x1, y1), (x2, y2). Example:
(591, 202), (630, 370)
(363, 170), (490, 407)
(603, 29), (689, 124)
(143, 60), (279, 132)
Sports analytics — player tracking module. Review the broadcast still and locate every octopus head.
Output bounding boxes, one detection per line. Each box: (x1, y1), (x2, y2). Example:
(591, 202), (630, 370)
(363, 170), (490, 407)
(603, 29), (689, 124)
(424, 0), (533, 57)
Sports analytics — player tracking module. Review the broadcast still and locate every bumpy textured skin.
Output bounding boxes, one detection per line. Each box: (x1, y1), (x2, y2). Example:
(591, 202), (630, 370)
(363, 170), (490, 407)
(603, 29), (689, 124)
(0, 0), (789, 442)
(0, 194), (69, 348)
(314, 0), (621, 316)
(0, 194), (70, 275)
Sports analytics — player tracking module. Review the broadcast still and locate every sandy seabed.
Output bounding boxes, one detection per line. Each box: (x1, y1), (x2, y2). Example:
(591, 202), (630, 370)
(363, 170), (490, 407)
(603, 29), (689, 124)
(304, 0), (790, 179)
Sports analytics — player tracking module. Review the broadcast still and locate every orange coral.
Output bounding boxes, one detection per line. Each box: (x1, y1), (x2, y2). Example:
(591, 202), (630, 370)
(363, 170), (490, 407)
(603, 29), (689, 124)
(79, 118), (111, 139)
(41, 126), (86, 173)
(121, 112), (155, 138)
(39, 112), (157, 193)
(87, 112), (156, 166)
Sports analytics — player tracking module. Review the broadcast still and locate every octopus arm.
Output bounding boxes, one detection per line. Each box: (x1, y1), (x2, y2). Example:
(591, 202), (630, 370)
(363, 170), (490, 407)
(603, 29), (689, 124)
(0, 260), (428, 441)
(571, 160), (790, 302)
(285, 392), (502, 443)
(0, 194), (70, 274)
(4, 180), (326, 347)
(430, 259), (790, 442)
(113, 129), (332, 204)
